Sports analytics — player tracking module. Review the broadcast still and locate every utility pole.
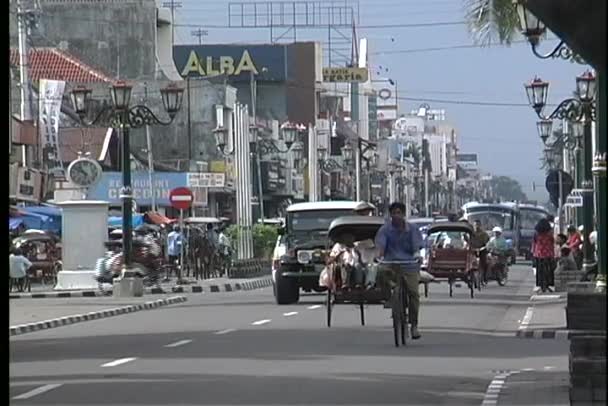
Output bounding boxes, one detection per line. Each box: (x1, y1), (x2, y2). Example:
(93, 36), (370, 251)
(191, 28), (208, 45)
(162, 0), (182, 46)
(143, 84), (156, 212)
(250, 71), (265, 222)
(17, 0), (36, 122)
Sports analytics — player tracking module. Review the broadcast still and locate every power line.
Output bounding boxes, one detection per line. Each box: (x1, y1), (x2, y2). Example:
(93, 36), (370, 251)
(191, 28), (208, 45)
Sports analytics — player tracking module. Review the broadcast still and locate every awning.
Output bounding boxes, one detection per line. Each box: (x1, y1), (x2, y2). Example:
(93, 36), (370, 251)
(9, 218), (24, 231)
(144, 211), (176, 225)
(108, 214), (145, 228)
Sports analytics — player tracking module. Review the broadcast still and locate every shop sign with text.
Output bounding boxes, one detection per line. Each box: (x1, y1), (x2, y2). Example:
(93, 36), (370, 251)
(173, 45), (287, 82)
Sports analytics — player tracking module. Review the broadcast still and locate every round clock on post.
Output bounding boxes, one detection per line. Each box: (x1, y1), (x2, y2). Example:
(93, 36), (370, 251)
(67, 157), (103, 188)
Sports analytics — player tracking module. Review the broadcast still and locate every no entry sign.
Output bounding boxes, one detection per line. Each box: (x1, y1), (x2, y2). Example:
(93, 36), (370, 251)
(169, 187), (193, 210)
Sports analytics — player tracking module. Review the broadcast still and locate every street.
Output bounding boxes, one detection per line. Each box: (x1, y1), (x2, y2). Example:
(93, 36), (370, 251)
(9, 264), (570, 405)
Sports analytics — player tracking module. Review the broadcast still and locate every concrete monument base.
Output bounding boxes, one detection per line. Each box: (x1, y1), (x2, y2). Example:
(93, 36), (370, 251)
(54, 270), (99, 291)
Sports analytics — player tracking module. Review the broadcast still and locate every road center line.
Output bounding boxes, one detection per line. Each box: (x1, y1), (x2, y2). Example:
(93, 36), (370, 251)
(214, 328), (237, 335)
(164, 339), (192, 348)
(101, 357), (137, 368)
(251, 319), (271, 326)
(307, 305), (322, 310)
(518, 307), (534, 330)
(13, 384), (63, 400)
(283, 311), (298, 316)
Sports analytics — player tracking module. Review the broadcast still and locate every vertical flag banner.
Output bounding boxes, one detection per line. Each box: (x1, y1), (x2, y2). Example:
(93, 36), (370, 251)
(38, 79), (66, 177)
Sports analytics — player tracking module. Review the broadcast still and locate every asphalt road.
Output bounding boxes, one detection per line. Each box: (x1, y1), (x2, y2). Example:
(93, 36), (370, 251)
(9, 264), (570, 405)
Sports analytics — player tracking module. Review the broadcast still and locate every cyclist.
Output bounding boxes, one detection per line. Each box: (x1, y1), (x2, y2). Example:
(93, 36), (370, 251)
(374, 202), (423, 340)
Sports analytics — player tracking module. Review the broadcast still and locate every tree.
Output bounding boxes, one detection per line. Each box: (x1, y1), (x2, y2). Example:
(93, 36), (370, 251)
(464, 0), (521, 46)
(489, 175), (529, 202)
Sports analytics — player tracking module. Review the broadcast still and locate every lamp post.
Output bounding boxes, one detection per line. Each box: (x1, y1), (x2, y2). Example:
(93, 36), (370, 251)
(70, 81), (184, 273)
(317, 146), (345, 200)
(524, 71), (596, 274)
(340, 143), (355, 199)
(514, 0), (585, 64)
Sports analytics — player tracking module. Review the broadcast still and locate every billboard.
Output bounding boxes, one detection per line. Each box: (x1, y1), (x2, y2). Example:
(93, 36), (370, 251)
(173, 44), (287, 81)
(322, 67), (368, 83)
(456, 153), (479, 169)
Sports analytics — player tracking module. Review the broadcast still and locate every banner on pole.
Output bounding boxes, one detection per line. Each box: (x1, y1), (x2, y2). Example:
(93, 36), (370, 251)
(38, 79), (66, 177)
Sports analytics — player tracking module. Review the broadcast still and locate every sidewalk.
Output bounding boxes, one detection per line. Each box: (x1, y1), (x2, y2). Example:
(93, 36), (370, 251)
(10, 295), (176, 326)
(8, 275), (273, 299)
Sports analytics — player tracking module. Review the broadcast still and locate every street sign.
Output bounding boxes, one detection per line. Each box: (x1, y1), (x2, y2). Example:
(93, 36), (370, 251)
(169, 187), (193, 210)
(565, 195), (583, 207)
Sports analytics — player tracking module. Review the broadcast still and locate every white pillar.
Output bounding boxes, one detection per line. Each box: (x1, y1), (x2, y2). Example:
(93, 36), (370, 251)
(55, 200), (109, 290)
(308, 126), (318, 202)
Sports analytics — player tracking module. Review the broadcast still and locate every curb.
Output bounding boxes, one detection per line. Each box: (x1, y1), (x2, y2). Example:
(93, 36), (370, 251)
(9, 296), (187, 336)
(8, 276), (273, 299)
(516, 329), (606, 340)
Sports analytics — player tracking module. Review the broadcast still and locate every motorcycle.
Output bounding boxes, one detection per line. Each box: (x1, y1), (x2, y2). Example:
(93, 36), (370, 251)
(485, 248), (509, 286)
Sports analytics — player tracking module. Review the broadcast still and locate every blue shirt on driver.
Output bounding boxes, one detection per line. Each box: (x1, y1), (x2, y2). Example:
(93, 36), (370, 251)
(375, 220), (423, 270)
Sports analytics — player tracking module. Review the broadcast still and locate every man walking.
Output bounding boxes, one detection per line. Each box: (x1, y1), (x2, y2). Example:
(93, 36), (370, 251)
(375, 202), (423, 339)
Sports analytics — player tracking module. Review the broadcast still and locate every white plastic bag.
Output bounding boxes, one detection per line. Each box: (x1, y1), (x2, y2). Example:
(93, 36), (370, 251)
(319, 266), (331, 288)
(419, 270), (435, 283)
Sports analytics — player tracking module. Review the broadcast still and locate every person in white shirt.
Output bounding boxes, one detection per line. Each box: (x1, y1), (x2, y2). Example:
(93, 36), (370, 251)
(10, 248), (32, 279)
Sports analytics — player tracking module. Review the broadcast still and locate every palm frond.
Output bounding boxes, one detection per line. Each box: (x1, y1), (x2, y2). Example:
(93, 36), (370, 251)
(464, 0), (521, 46)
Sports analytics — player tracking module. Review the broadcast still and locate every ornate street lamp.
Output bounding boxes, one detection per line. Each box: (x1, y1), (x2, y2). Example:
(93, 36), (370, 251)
(524, 71), (597, 272)
(536, 120), (553, 144)
(317, 146), (343, 173)
(71, 81), (184, 276)
(341, 143), (353, 163)
(513, 0), (585, 63)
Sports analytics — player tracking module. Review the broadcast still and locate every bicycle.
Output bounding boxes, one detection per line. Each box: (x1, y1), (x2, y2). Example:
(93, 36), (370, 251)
(380, 259), (420, 348)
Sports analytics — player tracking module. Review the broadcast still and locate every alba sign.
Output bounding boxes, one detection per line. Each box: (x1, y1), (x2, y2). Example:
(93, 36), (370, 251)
(173, 45), (287, 81)
(322, 67), (369, 83)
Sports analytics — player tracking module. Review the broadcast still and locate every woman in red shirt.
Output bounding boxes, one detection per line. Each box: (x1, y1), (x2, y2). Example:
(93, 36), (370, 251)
(532, 218), (555, 293)
(566, 225), (583, 269)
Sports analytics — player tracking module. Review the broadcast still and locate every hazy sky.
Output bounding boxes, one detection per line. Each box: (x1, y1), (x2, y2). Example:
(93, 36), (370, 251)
(172, 0), (587, 202)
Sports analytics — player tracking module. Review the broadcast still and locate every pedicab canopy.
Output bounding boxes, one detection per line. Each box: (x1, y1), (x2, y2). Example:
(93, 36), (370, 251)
(328, 216), (386, 244)
(426, 221), (474, 236)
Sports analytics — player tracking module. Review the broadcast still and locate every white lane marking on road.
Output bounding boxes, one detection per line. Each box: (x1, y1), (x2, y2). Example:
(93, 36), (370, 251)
(521, 368), (535, 372)
(543, 366), (555, 370)
(518, 307), (534, 330)
(307, 305), (322, 310)
(164, 339), (192, 348)
(481, 370), (517, 406)
(13, 384), (63, 400)
(283, 311), (298, 316)
(251, 319), (271, 326)
(101, 357), (137, 367)
(214, 329), (237, 335)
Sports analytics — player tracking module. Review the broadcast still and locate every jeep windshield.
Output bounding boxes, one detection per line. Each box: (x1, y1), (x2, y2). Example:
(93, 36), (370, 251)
(287, 209), (354, 245)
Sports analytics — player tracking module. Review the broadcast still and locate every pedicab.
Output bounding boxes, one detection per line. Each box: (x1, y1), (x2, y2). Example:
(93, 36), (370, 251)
(11, 231), (62, 289)
(322, 216), (418, 347)
(425, 222), (481, 298)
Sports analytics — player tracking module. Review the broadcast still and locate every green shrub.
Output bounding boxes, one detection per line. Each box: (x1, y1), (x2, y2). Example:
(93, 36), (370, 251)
(224, 224), (278, 259)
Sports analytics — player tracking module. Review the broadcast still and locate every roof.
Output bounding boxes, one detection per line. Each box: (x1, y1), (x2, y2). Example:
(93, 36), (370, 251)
(328, 216), (385, 243)
(10, 48), (114, 83)
(286, 201), (359, 213)
(58, 127), (112, 163)
(184, 217), (221, 224)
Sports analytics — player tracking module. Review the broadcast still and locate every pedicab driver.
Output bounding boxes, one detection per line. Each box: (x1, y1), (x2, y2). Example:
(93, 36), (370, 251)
(374, 202), (423, 340)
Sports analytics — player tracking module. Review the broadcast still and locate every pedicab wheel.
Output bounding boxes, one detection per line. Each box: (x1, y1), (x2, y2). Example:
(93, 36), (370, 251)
(360, 303), (365, 326)
(448, 278), (454, 297)
(326, 289), (332, 327)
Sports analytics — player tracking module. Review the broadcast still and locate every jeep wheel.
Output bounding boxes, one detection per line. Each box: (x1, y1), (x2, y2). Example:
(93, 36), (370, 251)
(274, 274), (299, 304)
